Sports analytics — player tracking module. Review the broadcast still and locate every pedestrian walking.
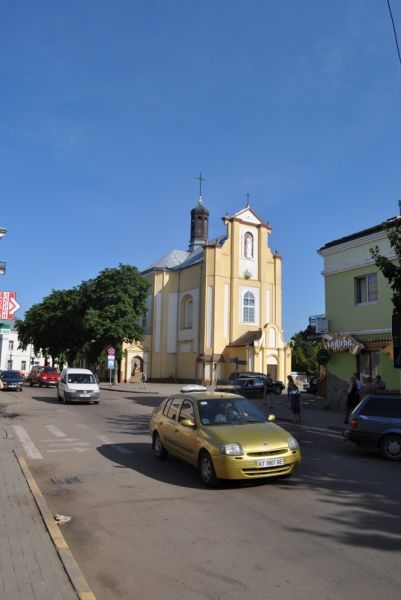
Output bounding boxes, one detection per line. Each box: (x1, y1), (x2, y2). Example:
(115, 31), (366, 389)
(287, 375), (301, 423)
(140, 371), (146, 389)
(263, 373), (274, 409)
(344, 375), (360, 423)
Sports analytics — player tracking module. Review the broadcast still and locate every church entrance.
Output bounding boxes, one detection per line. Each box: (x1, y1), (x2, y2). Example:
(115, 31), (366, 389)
(131, 356), (144, 382)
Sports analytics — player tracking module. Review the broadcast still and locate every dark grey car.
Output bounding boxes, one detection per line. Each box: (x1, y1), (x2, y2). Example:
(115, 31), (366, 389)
(344, 394), (401, 460)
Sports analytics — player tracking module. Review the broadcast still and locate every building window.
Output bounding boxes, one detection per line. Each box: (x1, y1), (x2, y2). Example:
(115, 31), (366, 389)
(180, 295), (193, 329)
(243, 291), (255, 323)
(8, 340), (14, 351)
(244, 232), (254, 259)
(355, 273), (378, 304)
(21, 361), (26, 371)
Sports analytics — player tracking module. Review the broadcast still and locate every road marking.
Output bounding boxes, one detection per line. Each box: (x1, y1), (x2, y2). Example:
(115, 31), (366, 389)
(48, 441), (91, 447)
(42, 438), (79, 442)
(12, 425), (43, 459)
(301, 427), (343, 439)
(47, 447), (92, 453)
(45, 424), (67, 438)
(97, 434), (133, 455)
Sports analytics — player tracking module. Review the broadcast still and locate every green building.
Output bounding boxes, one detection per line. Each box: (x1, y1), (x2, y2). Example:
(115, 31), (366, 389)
(318, 211), (400, 407)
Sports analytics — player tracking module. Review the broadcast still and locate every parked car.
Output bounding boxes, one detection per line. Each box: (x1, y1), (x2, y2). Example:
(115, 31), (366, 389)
(150, 390), (301, 486)
(227, 371), (285, 394)
(344, 394), (401, 460)
(216, 376), (266, 399)
(29, 366), (61, 387)
(0, 370), (24, 391)
(57, 368), (100, 404)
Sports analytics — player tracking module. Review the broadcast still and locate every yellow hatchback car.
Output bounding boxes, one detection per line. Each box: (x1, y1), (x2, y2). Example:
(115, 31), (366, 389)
(150, 390), (301, 486)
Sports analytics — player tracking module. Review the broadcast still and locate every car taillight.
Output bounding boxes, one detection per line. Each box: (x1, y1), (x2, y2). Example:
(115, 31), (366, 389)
(351, 418), (358, 429)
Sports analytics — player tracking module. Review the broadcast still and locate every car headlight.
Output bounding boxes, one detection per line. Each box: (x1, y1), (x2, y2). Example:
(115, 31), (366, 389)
(288, 436), (299, 451)
(220, 443), (244, 456)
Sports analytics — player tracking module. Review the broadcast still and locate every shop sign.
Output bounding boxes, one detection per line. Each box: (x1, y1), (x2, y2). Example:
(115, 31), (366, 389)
(317, 349), (330, 365)
(322, 333), (364, 355)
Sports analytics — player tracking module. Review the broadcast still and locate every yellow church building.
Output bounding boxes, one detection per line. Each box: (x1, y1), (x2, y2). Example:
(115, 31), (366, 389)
(121, 195), (291, 384)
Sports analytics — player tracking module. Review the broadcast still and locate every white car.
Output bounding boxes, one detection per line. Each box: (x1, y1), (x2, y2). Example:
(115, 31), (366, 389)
(57, 368), (100, 404)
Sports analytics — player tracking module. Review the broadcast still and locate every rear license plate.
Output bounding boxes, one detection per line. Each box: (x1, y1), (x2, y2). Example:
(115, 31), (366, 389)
(257, 457), (284, 468)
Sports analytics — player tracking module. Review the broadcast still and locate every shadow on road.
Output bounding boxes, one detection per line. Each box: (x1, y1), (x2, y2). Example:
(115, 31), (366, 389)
(96, 440), (288, 492)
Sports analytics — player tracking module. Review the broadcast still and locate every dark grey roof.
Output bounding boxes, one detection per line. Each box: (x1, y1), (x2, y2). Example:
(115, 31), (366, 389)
(319, 215), (399, 251)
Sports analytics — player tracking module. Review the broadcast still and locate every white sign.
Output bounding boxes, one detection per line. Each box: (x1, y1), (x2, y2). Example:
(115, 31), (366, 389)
(107, 356), (115, 370)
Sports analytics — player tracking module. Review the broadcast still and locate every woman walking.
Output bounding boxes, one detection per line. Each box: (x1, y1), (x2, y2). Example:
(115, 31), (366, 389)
(287, 375), (301, 423)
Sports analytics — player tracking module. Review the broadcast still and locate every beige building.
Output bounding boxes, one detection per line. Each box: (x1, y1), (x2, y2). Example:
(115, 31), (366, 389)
(121, 197), (291, 384)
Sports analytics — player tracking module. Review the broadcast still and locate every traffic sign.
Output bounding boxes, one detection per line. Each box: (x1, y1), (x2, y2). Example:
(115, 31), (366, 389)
(0, 291), (21, 320)
(107, 346), (116, 356)
(107, 356), (115, 370)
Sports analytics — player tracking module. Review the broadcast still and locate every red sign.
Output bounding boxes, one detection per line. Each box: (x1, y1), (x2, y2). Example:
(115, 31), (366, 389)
(107, 346), (115, 356)
(0, 291), (21, 320)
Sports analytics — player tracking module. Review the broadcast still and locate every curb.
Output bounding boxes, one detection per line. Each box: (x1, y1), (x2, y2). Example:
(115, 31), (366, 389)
(14, 452), (96, 600)
(99, 385), (156, 394)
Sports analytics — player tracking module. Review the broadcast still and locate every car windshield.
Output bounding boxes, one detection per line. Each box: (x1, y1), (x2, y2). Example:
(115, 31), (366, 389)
(198, 397), (266, 425)
(1, 371), (20, 379)
(67, 374), (96, 384)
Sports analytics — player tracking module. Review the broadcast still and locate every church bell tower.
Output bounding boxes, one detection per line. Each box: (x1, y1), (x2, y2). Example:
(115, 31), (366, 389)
(189, 173), (209, 252)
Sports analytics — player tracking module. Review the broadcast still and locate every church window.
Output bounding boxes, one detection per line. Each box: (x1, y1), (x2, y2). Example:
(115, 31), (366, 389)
(180, 294), (193, 329)
(244, 232), (254, 259)
(243, 291), (255, 323)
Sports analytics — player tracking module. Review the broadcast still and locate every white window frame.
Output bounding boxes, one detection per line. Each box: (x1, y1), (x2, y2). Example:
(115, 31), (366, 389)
(243, 291), (255, 323)
(355, 273), (378, 305)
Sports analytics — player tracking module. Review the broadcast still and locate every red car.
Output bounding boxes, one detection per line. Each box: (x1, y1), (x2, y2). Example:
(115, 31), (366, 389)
(30, 366), (61, 387)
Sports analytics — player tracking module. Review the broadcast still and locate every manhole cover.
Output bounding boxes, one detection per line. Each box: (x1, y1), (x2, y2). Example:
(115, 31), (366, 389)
(51, 476), (81, 486)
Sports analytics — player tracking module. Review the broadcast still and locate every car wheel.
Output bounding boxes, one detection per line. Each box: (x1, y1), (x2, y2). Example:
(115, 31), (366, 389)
(153, 433), (168, 460)
(379, 434), (401, 461)
(198, 451), (219, 487)
(93, 401), (100, 404)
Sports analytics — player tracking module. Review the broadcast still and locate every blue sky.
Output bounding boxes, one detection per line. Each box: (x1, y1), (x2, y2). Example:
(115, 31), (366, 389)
(1, 0), (400, 338)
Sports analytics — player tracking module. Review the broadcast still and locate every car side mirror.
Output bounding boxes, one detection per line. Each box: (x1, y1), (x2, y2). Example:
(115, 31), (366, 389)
(180, 418), (195, 428)
(267, 414), (276, 422)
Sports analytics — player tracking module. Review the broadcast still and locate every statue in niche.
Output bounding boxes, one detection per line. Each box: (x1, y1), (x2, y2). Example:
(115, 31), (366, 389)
(244, 232), (254, 259)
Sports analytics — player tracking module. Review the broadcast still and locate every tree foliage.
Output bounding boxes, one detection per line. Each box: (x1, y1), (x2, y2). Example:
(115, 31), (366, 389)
(370, 224), (401, 316)
(290, 325), (321, 374)
(15, 264), (149, 379)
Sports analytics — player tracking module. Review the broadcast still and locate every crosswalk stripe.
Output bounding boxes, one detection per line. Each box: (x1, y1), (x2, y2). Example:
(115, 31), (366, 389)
(13, 425), (43, 460)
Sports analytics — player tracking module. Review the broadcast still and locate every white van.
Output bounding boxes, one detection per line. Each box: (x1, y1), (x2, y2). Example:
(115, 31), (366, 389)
(57, 368), (100, 404)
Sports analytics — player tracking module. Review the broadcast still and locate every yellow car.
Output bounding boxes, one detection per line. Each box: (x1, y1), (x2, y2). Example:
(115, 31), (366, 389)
(150, 390), (301, 486)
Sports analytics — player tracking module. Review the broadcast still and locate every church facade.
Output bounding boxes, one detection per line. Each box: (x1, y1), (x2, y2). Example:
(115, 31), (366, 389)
(121, 197), (291, 384)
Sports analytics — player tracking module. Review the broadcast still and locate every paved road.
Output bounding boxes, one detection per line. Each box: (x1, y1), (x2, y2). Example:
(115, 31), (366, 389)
(3, 385), (401, 600)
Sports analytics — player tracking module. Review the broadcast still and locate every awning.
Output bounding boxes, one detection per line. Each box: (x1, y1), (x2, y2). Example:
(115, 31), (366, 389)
(228, 330), (263, 347)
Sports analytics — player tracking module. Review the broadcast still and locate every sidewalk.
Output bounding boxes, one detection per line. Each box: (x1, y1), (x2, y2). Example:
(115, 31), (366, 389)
(0, 411), (95, 600)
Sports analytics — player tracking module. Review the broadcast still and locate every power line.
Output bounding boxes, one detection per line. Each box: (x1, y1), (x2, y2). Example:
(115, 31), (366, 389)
(387, 0), (401, 65)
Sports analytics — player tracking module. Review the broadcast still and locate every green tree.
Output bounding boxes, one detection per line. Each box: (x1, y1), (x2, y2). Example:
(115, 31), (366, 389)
(290, 325), (321, 374)
(79, 264), (149, 382)
(16, 264), (149, 381)
(16, 288), (84, 365)
(370, 224), (401, 316)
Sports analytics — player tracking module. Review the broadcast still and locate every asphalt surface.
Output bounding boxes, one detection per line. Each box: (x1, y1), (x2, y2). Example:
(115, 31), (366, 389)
(0, 383), (343, 600)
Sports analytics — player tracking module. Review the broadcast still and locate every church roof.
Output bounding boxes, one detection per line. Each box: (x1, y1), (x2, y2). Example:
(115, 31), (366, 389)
(143, 247), (204, 273)
(228, 330), (263, 347)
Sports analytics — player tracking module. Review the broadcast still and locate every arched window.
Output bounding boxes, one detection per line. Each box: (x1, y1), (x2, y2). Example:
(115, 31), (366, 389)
(244, 232), (254, 259)
(180, 294), (193, 329)
(243, 291), (255, 323)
